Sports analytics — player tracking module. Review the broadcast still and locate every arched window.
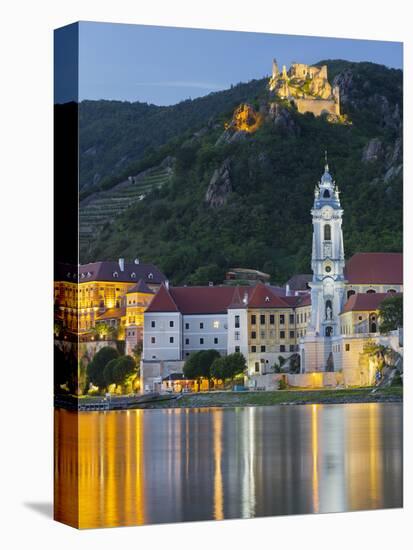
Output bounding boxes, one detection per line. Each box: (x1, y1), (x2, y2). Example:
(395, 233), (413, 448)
(347, 289), (356, 300)
(325, 326), (333, 337)
(387, 289), (396, 294)
(323, 189), (330, 198)
(324, 224), (331, 241)
(366, 289), (376, 294)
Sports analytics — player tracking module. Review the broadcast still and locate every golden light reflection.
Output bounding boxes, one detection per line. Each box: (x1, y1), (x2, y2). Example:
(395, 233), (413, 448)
(311, 404), (320, 513)
(213, 409), (224, 520)
(55, 409), (146, 529)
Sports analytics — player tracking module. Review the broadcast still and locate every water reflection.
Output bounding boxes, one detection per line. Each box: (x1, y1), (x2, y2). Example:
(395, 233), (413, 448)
(54, 403), (402, 529)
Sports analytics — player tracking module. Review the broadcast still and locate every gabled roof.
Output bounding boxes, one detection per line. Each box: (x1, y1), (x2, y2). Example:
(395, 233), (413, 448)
(342, 292), (401, 313)
(228, 286), (246, 309)
(145, 285), (179, 313)
(345, 253), (403, 285)
(55, 260), (166, 284)
(126, 279), (154, 294)
(248, 283), (290, 308)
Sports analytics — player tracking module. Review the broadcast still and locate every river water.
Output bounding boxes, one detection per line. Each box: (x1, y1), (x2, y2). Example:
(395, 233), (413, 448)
(54, 403), (402, 528)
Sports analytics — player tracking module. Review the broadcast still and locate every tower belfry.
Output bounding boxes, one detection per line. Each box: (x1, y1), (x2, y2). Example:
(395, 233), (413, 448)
(301, 155), (346, 372)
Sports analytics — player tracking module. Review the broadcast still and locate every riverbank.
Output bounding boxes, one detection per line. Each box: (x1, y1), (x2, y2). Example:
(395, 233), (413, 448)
(143, 386), (403, 409)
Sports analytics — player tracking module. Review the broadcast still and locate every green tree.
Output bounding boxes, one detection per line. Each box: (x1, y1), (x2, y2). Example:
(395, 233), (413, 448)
(87, 346), (119, 389)
(183, 350), (220, 390)
(103, 358), (118, 387)
(211, 357), (226, 384)
(113, 356), (137, 385)
(224, 352), (247, 382)
(379, 294), (403, 333)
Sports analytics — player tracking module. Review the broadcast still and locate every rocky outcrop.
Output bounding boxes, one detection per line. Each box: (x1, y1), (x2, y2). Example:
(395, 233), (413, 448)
(268, 102), (301, 136)
(333, 69), (354, 105)
(362, 138), (383, 163)
(205, 158), (232, 208)
(216, 103), (262, 145)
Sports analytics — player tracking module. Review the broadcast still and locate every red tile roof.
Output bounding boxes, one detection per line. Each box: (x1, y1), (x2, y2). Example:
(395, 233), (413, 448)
(342, 292), (401, 313)
(283, 294), (312, 308)
(345, 253), (403, 284)
(248, 283), (290, 308)
(145, 284), (179, 313)
(170, 286), (249, 314)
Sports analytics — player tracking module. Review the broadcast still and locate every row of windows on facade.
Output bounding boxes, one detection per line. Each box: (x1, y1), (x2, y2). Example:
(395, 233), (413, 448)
(250, 329), (296, 340)
(239, 312), (308, 328)
(150, 320), (221, 329)
(251, 344), (297, 353)
(150, 336), (220, 345)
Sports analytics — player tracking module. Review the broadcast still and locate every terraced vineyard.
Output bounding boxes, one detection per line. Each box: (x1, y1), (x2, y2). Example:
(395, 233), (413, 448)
(79, 167), (171, 259)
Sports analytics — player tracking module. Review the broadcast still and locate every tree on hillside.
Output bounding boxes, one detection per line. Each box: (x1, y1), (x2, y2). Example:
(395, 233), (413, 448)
(379, 294), (403, 334)
(87, 346), (119, 389)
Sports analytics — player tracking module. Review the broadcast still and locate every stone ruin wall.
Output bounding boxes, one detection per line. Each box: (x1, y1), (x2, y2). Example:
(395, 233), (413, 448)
(294, 98), (340, 117)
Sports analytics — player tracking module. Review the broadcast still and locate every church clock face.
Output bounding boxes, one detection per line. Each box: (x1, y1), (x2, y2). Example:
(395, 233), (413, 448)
(322, 206), (333, 220)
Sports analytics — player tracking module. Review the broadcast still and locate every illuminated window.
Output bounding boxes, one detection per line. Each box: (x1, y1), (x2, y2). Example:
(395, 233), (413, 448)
(213, 320), (220, 329)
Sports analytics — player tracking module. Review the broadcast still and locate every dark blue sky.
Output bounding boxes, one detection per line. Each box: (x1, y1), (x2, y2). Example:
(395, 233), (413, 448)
(57, 21), (403, 105)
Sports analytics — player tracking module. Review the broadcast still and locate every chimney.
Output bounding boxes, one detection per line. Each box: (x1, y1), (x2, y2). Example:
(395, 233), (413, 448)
(243, 292), (248, 305)
(118, 258), (125, 272)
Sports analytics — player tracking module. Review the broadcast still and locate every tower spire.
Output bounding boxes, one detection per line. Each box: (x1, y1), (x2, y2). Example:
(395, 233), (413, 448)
(324, 150), (329, 172)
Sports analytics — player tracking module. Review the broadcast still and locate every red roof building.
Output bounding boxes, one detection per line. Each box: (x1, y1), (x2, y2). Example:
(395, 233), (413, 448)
(344, 253), (403, 285)
(342, 292), (401, 313)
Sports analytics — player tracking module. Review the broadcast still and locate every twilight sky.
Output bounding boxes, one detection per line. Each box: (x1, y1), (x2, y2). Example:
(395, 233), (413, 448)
(55, 21), (403, 105)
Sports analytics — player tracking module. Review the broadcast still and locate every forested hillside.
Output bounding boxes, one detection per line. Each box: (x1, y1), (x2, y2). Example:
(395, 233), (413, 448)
(79, 60), (402, 285)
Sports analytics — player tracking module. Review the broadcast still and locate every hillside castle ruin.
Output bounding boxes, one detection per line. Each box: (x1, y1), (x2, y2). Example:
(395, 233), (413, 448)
(269, 59), (341, 118)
